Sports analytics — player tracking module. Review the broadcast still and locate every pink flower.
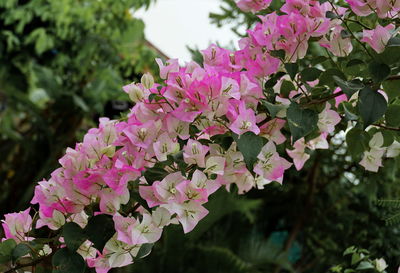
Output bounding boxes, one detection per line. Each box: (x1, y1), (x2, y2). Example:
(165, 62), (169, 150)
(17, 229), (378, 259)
(320, 26), (353, 57)
(286, 138), (310, 170)
(183, 139), (210, 168)
(155, 58), (179, 80)
(254, 141), (292, 184)
(229, 102), (260, 135)
(361, 24), (395, 53)
(163, 201), (208, 233)
(2, 208), (32, 242)
(237, 0), (272, 13)
(317, 103), (341, 134)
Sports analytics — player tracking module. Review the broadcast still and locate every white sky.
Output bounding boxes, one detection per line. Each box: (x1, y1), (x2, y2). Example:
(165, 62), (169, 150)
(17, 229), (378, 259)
(134, 0), (240, 62)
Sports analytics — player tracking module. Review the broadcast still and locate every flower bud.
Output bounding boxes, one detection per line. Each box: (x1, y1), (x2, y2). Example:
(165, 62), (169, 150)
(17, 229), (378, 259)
(141, 73), (155, 89)
(128, 84), (144, 103)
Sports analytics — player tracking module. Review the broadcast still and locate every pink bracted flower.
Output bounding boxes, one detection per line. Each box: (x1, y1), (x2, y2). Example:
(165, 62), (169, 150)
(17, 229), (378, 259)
(361, 24), (395, 53)
(253, 141), (292, 185)
(1, 208), (32, 242)
(286, 138), (310, 171)
(237, 0), (272, 13)
(229, 101), (260, 135)
(183, 139), (210, 168)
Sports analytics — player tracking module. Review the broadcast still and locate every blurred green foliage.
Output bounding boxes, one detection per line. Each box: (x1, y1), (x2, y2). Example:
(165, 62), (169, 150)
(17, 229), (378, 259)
(0, 0), (160, 215)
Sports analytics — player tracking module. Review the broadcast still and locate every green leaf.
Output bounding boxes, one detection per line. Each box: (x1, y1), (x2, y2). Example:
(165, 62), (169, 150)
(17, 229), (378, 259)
(136, 243), (154, 259)
(342, 102), (358, 121)
(0, 239), (17, 263)
(287, 103), (318, 143)
(355, 261), (374, 270)
(311, 56), (328, 65)
(351, 253), (362, 265)
(386, 104), (400, 127)
(143, 167), (169, 184)
(343, 246), (357, 256)
(12, 244), (31, 261)
(346, 127), (370, 158)
(262, 101), (285, 118)
(300, 68), (322, 82)
(387, 36), (400, 47)
(369, 61), (391, 83)
(62, 222), (87, 252)
(326, 11), (339, 19)
(333, 76), (363, 97)
(383, 79), (400, 101)
(284, 63), (298, 80)
(52, 248), (86, 273)
(319, 69), (346, 88)
(233, 132), (264, 171)
(85, 215), (115, 251)
(358, 87), (388, 128)
(340, 30), (351, 39)
(270, 50), (285, 59)
(280, 80), (296, 98)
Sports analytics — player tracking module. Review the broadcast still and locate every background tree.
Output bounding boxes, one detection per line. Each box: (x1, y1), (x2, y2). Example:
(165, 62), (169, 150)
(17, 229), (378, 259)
(0, 0), (161, 215)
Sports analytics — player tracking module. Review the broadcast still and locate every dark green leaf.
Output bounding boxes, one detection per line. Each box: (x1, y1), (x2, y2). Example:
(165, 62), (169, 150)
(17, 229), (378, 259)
(262, 101), (285, 118)
(326, 11), (339, 18)
(319, 69), (346, 88)
(233, 132), (264, 171)
(287, 103), (318, 143)
(383, 79), (400, 101)
(0, 239), (17, 263)
(62, 222), (87, 252)
(280, 80), (296, 98)
(52, 248), (86, 273)
(300, 68), (322, 82)
(311, 56), (328, 65)
(333, 76), (363, 97)
(358, 87), (388, 128)
(342, 102), (358, 121)
(85, 215), (115, 251)
(136, 243), (154, 259)
(12, 244), (31, 261)
(387, 36), (400, 47)
(346, 127), (370, 158)
(143, 167), (169, 184)
(340, 30), (351, 39)
(385, 104), (400, 127)
(210, 134), (234, 151)
(270, 50), (285, 59)
(369, 61), (390, 83)
(284, 63), (298, 80)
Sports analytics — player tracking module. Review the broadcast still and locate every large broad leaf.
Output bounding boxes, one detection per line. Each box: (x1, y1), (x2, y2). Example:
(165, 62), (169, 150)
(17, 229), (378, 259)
(368, 61), (390, 83)
(84, 214), (115, 251)
(0, 239), (17, 263)
(286, 103), (318, 143)
(358, 87), (388, 128)
(300, 68), (322, 82)
(386, 104), (400, 127)
(262, 101), (285, 118)
(346, 127), (370, 159)
(233, 132), (264, 171)
(12, 243), (31, 261)
(333, 76), (363, 97)
(284, 63), (298, 80)
(52, 248), (86, 273)
(136, 243), (154, 259)
(62, 222), (87, 252)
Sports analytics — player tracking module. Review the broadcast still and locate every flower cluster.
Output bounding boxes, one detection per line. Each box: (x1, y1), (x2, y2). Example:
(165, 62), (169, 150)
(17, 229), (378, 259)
(2, 0), (400, 272)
